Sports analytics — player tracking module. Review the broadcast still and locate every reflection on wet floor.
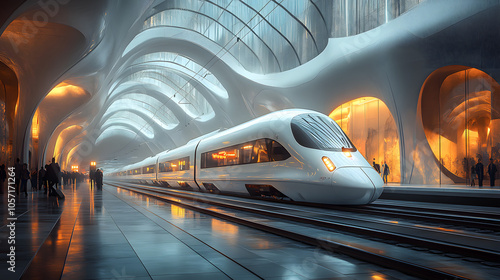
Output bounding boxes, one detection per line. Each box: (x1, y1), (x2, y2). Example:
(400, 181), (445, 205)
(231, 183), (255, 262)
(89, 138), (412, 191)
(0, 182), (413, 280)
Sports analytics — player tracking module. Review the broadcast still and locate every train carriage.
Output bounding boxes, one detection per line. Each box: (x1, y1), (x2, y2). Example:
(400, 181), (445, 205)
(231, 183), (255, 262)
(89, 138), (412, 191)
(106, 109), (384, 205)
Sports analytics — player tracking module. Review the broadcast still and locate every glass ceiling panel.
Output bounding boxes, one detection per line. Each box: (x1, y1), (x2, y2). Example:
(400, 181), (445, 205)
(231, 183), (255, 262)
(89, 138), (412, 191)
(101, 111), (154, 139)
(119, 69), (214, 118)
(132, 52), (228, 99)
(95, 126), (137, 145)
(119, 93), (179, 129)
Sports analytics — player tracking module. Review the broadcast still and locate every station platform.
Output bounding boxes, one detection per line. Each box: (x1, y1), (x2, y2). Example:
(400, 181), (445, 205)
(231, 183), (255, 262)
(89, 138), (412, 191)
(381, 183), (500, 207)
(1, 181), (411, 280)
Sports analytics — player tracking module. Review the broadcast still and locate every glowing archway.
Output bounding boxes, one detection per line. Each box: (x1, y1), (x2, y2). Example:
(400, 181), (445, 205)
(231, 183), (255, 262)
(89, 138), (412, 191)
(420, 66), (500, 183)
(330, 97), (400, 183)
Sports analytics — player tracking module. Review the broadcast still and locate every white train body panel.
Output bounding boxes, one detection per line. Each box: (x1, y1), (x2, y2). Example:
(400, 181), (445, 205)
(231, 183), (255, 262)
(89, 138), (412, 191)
(106, 109), (384, 205)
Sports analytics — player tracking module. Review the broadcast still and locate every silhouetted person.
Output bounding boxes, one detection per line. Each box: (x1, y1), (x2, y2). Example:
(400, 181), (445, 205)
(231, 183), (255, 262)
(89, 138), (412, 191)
(31, 169), (38, 191)
(372, 158), (380, 174)
(382, 161), (390, 184)
(0, 164), (6, 194)
(488, 158), (497, 187)
(95, 169), (103, 189)
(39, 166), (46, 192)
(89, 169), (96, 188)
(470, 165), (476, 186)
(47, 158), (60, 196)
(20, 163), (30, 197)
(476, 159), (484, 187)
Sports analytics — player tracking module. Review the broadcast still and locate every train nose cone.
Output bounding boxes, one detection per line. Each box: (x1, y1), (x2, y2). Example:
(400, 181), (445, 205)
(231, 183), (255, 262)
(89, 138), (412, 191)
(331, 167), (383, 204)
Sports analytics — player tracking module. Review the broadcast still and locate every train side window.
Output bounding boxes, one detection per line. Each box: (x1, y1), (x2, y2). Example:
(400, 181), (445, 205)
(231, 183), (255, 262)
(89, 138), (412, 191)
(159, 157), (189, 172)
(142, 165), (155, 174)
(178, 157), (190, 171)
(268, 140), (291, 161)
(201, 138), (290, 168)
(252, 139), (269, 163)
(240, 141), (254, 164)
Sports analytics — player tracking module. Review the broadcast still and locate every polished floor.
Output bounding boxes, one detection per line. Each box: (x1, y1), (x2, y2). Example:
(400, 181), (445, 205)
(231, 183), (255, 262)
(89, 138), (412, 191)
(0, 181), (414, 280)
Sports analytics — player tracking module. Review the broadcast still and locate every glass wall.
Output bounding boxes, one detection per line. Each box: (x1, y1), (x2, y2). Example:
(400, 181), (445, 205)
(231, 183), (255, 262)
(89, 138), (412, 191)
(330, 97), (400, 182)
(314, 0), (424, 37)
(421, 67), (500, 184)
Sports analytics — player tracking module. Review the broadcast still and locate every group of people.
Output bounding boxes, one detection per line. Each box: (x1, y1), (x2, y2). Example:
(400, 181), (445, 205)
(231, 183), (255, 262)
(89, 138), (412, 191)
(61, 171), (86, 185)
(0, 158), (102, 195)
(469, 158), (497, 187)
(0, 158), (62, 197)
(89, 168), (104, 189)
(36, 158), (62, 196)
(372, 159), (390, 184)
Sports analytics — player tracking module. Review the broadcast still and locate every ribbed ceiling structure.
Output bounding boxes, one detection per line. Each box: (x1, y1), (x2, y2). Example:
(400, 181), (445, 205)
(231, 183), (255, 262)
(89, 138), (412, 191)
(2, 0), (497, 180)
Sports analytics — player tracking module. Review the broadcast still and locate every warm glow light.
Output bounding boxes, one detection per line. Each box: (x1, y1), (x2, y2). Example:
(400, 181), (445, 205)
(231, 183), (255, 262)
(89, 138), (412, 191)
(212, 154), (226, 159)
(212, 219), (238, 234)
(322, 156), (336, 172)
(32, 109), (39, 140)
(90, 161), (96, 166)
(243, 145), (253, 149)
(415, 224), (459, 233)
(330, 96), (400, 183)
(171, 205), (185, 219)
(47, 82), (86, 98)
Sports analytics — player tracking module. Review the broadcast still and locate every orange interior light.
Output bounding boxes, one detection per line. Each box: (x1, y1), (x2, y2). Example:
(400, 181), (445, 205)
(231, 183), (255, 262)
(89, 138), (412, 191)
(343, 151), (352, 158)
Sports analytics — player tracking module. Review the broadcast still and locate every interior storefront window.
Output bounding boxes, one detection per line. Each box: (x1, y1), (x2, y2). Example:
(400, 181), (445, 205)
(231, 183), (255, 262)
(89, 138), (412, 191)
(421, 67), (500, 184)
(330, 97), (400, 183)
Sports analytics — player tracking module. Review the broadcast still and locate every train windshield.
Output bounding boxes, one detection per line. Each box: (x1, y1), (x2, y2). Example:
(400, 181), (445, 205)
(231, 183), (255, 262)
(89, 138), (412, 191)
(291, 114), (356, 152)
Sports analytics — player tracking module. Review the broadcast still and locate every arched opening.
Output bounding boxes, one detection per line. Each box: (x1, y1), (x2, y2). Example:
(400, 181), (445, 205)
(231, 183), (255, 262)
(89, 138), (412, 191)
(0, 61), (18, 165)
(330, 97), (400, 183)
(420, 66), (500, 184)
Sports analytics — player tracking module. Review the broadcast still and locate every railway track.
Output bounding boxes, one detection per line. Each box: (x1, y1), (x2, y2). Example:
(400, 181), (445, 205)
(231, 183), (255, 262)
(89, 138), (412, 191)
(326, 201), (500, 233)
(105, 181), (500, 280)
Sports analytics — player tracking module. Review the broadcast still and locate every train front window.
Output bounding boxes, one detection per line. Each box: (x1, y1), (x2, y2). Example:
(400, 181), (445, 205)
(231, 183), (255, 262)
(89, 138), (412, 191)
(291, 114), (356, 151)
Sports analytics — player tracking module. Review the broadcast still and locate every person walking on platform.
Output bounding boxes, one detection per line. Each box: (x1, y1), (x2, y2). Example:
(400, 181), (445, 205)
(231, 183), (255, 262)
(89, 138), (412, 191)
(40, 166), (47, 194)
(47, 158), (60, 196)
(476, 159), (484, 187)
(470, 165), (476, 186)
(31, 169), (38, 191)
(488, 158), (497, 187)
(382, 161), (390, 184)
(96, 169), (103, 189)
(20, 163), (30, 197)
(372, 158), (381, 175)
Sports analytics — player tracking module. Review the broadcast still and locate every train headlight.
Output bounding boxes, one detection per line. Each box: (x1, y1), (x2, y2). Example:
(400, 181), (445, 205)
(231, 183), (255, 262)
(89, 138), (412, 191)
(322, 156), (336, 172)
(341, 147), (352, 158)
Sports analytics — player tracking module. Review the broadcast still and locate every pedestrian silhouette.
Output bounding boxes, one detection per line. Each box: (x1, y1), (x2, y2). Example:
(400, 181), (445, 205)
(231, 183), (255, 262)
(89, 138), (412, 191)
(476, 159), (484, 187)
(488, 158), (497, 187)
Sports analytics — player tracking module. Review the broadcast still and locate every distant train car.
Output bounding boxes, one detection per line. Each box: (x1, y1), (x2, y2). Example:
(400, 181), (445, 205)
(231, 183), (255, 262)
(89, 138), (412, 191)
(107, 109), (384, 205)
(156, 141), (197, 190)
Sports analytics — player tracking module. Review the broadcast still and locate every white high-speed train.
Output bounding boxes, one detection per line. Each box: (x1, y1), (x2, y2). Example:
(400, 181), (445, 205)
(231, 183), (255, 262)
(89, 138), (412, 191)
(107, 109), (384, 205)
